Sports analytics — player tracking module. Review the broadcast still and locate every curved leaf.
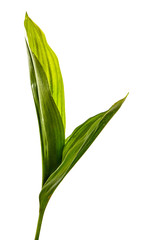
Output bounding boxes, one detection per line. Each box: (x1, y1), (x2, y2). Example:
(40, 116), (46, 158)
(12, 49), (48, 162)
(26, 41), (45, 181)
(26, 43), (65, 186)
(39, 94), (128, 211)
(24, 13), (66, 129)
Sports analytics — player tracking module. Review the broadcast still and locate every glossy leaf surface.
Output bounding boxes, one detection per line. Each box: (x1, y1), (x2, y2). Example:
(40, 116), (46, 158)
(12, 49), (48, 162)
(26, 43), (65, 186)
(24, 13), (66, 129)
(39, 95), (128, 211)
(25, 14), (128, 239)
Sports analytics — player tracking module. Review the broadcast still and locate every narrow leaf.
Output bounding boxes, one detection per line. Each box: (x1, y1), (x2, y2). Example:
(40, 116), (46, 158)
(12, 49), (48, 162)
(26, 40), (45, 177)
(24, 13), (66, 129)
(26, 43), (65, 186)
(39, 95), (128, 211)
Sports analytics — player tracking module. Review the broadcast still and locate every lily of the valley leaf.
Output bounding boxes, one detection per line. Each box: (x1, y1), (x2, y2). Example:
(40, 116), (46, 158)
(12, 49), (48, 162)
(25, 13), (128, 240)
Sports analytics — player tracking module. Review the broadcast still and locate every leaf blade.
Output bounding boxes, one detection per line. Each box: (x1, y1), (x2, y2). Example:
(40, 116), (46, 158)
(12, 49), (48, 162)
(39, 95), (128, 210)
(24, 13), (66, 129)
(26, 42), (65, 186)
(26, 40), (45, 172)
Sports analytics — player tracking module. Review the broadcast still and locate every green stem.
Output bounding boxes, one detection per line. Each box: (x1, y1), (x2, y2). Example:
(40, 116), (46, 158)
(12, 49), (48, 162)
(34, 209), (45, 240)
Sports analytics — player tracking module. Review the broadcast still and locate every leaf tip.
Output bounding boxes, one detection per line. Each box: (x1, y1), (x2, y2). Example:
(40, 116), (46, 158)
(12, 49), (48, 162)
(24, 12), (30, 28)
(122, 92), (129, 103)
(25, 12), (28, 20)
(125, 92), (129, 98)
(120, 92), (129, 104)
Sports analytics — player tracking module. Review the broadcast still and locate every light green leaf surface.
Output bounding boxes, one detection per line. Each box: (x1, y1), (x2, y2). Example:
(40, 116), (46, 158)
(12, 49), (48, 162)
(25, 13), (128, 239)
(26, 43), (65, 186)
(24, 13), (66, 129)
(39, 94), (128, 211)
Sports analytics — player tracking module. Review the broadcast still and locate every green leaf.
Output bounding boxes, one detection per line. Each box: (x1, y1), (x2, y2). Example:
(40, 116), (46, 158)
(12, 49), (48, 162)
(39, 94), (128, 211)
(26, 40), (44, 177)
(26, 43), (65, 186)
(24, 12), (66, 130)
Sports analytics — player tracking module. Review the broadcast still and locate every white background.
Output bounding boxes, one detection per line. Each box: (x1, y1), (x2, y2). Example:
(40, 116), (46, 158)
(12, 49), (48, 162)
(0, 1), (144, 239)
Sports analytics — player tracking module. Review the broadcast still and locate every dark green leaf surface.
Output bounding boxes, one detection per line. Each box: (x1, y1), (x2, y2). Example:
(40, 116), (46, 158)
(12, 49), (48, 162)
(39, 94), (128, 211)
(25, 14), (128, 239)
(26, 43), (65, 186)
(26, 41), (45, 182)
(24, 13), (66, 129)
